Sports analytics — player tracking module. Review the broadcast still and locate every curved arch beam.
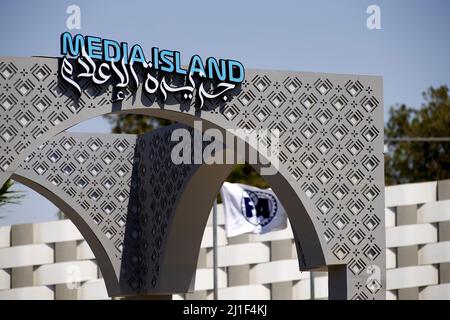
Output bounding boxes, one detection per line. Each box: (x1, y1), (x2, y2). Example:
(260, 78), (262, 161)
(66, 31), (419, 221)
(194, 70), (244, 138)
(11, 173), (121, 295)
(117, 128), (327, 295)
(156, 156), (327, 295)
(150, 161), (235, 293)
(10, 131), (141, 296)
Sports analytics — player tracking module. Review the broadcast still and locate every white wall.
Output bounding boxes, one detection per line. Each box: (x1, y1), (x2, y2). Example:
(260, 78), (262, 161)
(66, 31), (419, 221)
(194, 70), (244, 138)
(0, 180), (450, 300)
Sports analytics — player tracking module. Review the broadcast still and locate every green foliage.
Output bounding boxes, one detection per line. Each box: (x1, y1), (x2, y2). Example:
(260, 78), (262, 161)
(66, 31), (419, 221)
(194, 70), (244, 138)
(226, 164), (269, 189)
(0, 179), (22, 209)
(56, 210), (66, 220)
(106, 114), (173, 135)
(385, 85), (450, 185)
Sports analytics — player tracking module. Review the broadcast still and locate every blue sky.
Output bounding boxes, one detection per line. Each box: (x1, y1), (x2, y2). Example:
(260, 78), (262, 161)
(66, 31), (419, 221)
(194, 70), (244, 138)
(1, 0), (450, 225)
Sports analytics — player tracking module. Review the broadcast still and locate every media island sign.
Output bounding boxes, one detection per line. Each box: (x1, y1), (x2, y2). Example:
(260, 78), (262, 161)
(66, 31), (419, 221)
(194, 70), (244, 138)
(60, 32), (244, 106)
(0, 33), (385, 300)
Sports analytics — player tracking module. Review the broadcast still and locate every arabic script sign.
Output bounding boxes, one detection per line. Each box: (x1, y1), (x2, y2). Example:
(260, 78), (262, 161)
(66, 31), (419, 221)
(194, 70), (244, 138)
(59, 32), (245, 107)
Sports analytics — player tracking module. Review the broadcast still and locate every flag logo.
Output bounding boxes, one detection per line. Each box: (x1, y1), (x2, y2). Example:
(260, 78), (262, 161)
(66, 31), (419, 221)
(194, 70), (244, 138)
(220, 182), (287, 237)
(241, 189), (278, 227)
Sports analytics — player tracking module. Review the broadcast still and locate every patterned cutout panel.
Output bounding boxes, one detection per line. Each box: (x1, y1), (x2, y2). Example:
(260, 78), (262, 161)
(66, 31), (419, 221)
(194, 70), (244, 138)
(15, 132), (137, 269)
(119, 126), (204, 294)
(14, 126), (203, 295)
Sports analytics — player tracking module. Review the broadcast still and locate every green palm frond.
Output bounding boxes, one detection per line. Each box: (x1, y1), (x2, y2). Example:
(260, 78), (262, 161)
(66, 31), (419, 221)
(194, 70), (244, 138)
(0, 179), (23, 208)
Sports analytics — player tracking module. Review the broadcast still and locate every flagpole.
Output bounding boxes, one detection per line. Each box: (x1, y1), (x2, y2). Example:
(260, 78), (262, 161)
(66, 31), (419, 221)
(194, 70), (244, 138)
(310, 271), (315, 300)
(212, 198), (218, 300)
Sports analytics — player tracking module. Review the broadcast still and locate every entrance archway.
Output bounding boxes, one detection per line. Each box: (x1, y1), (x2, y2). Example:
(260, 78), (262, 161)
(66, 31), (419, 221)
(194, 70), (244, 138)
(0, 56), (385, 299)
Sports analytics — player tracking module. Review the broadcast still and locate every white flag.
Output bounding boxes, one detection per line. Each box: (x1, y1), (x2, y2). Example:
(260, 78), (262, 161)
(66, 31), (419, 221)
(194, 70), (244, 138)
(220, 182), (287, 237)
